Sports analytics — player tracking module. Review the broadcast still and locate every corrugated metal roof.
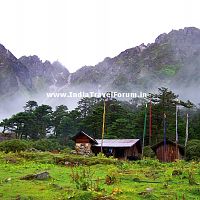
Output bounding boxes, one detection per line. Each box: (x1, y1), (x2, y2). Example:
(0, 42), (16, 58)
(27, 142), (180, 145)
(94, 139), (140, 147)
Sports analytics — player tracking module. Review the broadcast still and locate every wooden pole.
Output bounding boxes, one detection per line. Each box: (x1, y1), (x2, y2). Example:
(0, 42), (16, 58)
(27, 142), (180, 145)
(142, 104), (147, 159)
(175, 104), (178, 159)
(149, 97), (152, 146)
(163, 113), (166, 162)
(184, 113), (189, 159)
(101, 99), (106, 153)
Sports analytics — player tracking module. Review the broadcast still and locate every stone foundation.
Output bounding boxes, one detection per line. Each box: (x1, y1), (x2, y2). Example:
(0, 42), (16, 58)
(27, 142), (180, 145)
(75, 143), (92, 155)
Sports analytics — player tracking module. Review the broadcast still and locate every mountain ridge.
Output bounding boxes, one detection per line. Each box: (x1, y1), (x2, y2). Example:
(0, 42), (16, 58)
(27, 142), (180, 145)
(1, 26), (200, 118)
(69, 27), (198, 92)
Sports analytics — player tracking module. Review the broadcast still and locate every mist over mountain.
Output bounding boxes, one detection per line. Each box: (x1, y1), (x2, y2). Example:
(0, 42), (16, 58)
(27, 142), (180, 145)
(19, 56), (70, 90)
(0, 27), (200, 119)
(70, 27), (200, 94)
(70, 27), (200, 103)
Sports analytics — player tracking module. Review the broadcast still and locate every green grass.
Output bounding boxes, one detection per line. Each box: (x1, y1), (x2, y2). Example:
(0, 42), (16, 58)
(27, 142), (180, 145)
(0, 152), (200, 200)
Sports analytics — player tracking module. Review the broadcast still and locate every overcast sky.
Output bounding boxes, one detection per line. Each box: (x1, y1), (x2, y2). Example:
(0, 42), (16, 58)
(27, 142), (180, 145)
(0, 0), (200, 72)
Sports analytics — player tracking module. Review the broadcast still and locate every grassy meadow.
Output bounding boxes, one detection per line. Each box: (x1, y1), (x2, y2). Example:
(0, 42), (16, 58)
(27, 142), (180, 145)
(0, 152), (200, 200)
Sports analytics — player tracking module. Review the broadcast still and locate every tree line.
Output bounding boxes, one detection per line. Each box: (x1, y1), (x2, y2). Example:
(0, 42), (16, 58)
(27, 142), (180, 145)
(0, 87), (200, 146)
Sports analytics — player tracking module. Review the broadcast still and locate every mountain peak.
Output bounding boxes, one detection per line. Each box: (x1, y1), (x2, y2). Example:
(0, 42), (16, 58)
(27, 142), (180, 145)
(136, 43), (147, 52)
(1, 27), (200, 106)
(19, 55), (41, 65)
(155, 27), (200, 44)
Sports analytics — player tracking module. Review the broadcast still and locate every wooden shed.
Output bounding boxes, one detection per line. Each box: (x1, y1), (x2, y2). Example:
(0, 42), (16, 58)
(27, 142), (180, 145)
(151, 139), (185, 162)
(72, 131), (141, 160)
(72, 131), (98, 155)
(92, 139), (142, 160)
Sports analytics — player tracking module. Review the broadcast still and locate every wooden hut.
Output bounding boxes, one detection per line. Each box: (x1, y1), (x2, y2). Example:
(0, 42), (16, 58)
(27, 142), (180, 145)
(72, 131), (98, 155)
(92, 139), (141, 160)
(151, 139), (185, 162)
(72, 131), (141, 160)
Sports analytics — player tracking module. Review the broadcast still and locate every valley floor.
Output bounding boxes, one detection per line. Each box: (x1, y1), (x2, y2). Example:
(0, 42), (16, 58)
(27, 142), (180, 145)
(0, 152), (199, 200)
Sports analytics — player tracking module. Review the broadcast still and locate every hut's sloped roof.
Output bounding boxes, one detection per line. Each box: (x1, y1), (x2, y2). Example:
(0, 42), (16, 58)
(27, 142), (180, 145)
(94, 139), (140, 147)
(72, 131), (98, 144)
(151, 139), (185, 155)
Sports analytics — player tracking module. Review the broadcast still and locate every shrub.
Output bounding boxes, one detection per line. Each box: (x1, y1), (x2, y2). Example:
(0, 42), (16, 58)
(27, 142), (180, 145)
(54, 154), (118, 166)
(60, 147), (72, 154)
(70, 167), (104, 193)
(32, 139), (63, 151)
(143, 146), (156, 158)
(70, 167), (94, 190)
(18, 151), (55, 163)
(116, 162), (131, 172)
(136, 158), (161, 167)
(105, 173), (117, 185)
(96, 152), (107, 158)
(188, 170), (198, 185)
(186, 139), (200, 161)
(0, 139), (30, 153)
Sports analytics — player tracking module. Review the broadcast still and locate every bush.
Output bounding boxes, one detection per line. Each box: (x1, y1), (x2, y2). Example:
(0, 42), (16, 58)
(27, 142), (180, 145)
(136, 158), (161, 168)
(18, 151), (55, 163)
(186, 139), (200, 161)
(0, 139), (30, 153)
(70, 167), (94, 190)
(54, 154), (118, 166)
(0, 138), (66, 153)
(32, 139), (63, 151)
(143, 146), (156, 158)
(60, 147), (72, 154)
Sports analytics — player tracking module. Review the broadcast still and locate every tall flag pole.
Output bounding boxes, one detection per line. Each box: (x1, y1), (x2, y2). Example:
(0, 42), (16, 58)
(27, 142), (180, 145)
(163, 113), (167, 162)
(185, 113), (189, 154)
(175, 105), (178, 142)
(101, 92), (111, 153)
(175, 104), (179, 159)
(184, 113), (189, 159)
(101, 99), (106, 153)
(149, 96), (152, 145)
(142, 104), (147, 158)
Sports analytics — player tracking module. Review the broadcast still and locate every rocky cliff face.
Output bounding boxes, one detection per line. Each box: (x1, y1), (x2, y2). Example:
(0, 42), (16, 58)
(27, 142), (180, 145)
(0, 44), (32, 97)
(0, 45), (70, 119)
(0, 44), (70, 99)
(19, 56), (70, 92)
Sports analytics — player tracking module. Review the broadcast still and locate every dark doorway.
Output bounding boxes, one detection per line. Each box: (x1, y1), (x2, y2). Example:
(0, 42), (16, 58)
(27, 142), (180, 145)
(115, 148), (125, 158)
